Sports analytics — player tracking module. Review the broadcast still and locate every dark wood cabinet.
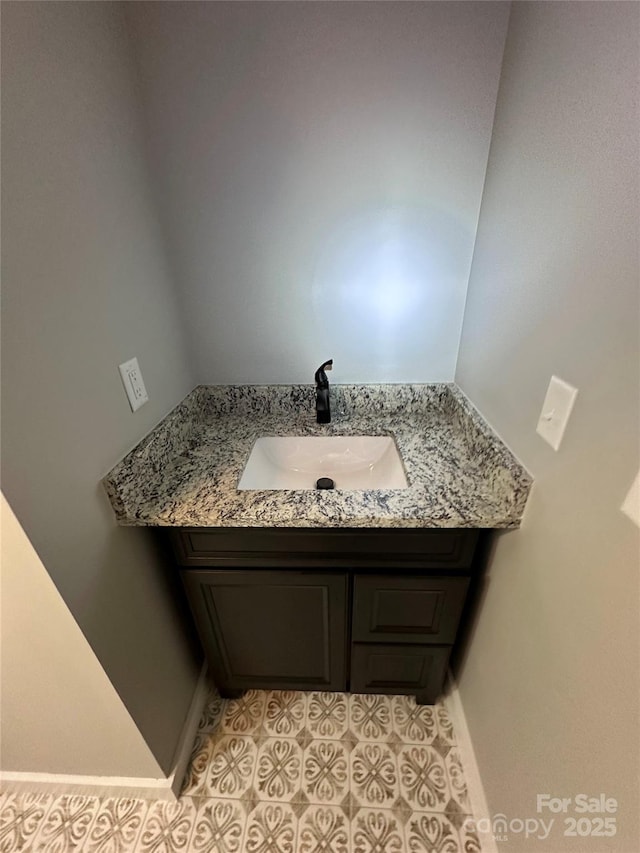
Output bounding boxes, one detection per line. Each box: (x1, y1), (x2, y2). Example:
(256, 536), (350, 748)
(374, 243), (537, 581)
(170, 527), (486, 704)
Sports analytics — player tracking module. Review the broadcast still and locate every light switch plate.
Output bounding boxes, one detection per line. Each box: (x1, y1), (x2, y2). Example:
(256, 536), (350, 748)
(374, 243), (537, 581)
(119, 357), (148, 412)
(621, 470), (640, 528)
(536, 375), (578, 451)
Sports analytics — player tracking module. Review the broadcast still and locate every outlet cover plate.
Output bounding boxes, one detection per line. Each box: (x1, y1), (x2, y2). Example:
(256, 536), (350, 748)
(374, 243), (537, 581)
(621, 470), (640, 528)
(119, 357), (148, 412)
(536, 375), (578, 451)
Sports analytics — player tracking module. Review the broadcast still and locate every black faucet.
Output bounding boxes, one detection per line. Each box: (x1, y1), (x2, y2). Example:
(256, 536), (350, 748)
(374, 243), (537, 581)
(315, 359), (333, 424)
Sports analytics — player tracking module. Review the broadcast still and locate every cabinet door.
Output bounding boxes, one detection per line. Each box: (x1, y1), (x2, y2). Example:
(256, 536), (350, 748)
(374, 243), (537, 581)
(353, 575), (469, 645)
(181, 569), (347, 692)
(351, 643), (450, 704)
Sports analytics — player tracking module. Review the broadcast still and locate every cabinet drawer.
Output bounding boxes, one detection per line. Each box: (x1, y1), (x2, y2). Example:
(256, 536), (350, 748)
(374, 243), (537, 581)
(171, 528), (479, 569)
(350, 643), (450, 700)
(352, 575), (469, 644)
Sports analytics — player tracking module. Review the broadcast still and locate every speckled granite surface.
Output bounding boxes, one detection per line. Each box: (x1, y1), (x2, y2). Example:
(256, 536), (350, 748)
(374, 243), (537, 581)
(102, 384), (532, 529)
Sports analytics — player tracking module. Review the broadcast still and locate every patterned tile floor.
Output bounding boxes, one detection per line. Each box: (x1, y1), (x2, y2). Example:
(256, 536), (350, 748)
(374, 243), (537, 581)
(0, 685), (481, 852)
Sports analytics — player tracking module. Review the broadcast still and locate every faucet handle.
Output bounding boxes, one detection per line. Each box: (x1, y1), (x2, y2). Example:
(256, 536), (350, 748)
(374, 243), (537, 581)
(314, 359), (333, 387)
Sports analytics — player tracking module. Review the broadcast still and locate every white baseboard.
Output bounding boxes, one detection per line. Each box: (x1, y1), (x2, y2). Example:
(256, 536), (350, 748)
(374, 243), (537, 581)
(444, 671), (499, 853)
(0, 771), (177, 801)
(0, 663), (209, 802)
(167, 660), (209, 798)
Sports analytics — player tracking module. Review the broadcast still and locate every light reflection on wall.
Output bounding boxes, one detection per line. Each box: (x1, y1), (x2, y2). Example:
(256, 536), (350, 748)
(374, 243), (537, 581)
(312, 206), (471, 379)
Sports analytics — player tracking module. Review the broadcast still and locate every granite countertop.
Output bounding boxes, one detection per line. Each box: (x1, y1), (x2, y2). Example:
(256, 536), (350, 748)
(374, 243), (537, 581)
(102, 384), (532, 529)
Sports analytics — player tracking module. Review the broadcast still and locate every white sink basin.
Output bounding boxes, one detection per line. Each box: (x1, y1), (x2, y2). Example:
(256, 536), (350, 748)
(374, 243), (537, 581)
(238, 436), (408, 490)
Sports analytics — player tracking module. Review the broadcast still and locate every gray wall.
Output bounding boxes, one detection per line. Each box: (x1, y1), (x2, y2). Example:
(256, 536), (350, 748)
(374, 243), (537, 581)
(126, 1), (509, 384)
(456, 3), (639, 850)
(1, 2), (199, 774)
(1, 496), (162, 777)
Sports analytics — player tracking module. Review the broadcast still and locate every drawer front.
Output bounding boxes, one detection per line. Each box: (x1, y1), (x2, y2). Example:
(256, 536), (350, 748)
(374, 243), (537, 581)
(350, 643), (450, 700)
(353, 575), (469, 644)
(171, 528), (479, 569)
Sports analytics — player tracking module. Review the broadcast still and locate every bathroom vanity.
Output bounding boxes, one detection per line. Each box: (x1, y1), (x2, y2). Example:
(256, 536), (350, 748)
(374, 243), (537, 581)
(103, 384), (532, 704)
(171, 526), (482, 704)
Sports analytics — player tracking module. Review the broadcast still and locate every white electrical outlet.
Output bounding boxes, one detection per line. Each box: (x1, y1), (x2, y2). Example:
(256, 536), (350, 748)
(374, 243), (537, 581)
(536, 375), (578, 451)
(119, 357), (149, 412)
